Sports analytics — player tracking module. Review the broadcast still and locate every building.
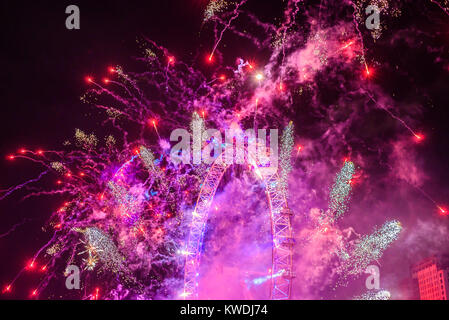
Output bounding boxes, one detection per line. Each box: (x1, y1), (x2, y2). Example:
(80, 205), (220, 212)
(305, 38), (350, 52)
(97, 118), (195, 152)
(411, 256), (449, 300)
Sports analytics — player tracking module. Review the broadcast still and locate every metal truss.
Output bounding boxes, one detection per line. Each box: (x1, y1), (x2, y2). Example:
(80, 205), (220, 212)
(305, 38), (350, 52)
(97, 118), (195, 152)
(183, 158), (293, 300)
(183, 160), (229, 299)
(264, 173), (294, 300)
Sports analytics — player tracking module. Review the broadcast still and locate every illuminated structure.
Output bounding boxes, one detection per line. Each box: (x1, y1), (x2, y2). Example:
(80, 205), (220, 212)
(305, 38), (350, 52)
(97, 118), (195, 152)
(183, 154), (294, 300)
(411, 256), (449, 300)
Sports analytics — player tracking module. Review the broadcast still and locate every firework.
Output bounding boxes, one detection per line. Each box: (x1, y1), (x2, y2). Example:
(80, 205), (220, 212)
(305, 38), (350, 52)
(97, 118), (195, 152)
(190, 112), (206, 137)
(203, 0), (229, 22)
(1, 0), (443, 301)
(341, 220), (402, 276)
(78, 227), (124, 273)
(279, 121), (294, 197)
(327, 161), (356, 223)
(353, 289), (391, 300)
(139, 146), (158, 174)
(75, 129), (98, 150)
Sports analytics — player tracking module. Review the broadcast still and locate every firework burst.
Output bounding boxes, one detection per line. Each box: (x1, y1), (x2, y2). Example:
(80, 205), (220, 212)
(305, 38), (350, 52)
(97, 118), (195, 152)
(1, 0), (446, 300)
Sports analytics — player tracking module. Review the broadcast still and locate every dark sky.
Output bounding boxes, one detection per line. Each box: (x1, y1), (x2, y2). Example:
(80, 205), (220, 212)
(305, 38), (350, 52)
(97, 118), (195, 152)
(0, 0), (449, 299)
(0, 0), (211, 299)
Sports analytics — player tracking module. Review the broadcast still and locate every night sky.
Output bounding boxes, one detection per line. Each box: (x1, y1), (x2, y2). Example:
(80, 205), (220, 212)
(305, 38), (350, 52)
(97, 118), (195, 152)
(0, 0), (212, 299)
(1, 0), (449, 300)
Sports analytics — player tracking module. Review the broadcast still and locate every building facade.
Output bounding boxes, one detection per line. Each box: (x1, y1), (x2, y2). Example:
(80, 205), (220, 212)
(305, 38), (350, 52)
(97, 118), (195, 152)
(411, 256), (449, 300)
